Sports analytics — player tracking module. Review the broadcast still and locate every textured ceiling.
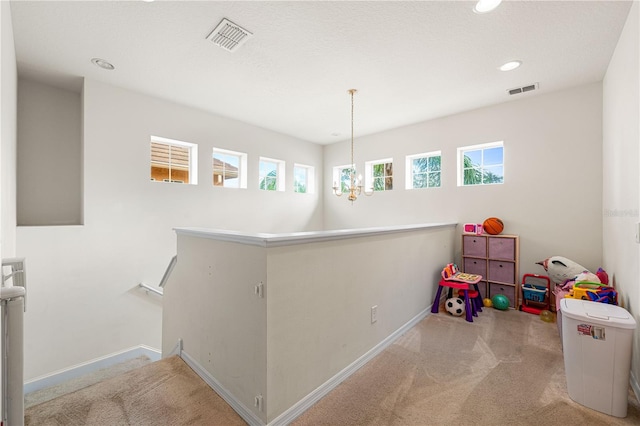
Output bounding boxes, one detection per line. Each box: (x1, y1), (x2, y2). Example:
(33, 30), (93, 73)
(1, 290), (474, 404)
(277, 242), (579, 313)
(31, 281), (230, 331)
(10, 0), (632, 144)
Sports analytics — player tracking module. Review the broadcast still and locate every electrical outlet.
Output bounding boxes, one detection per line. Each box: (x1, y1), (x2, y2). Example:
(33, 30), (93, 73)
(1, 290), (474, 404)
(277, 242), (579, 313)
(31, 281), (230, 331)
(371, 305), (378, 324)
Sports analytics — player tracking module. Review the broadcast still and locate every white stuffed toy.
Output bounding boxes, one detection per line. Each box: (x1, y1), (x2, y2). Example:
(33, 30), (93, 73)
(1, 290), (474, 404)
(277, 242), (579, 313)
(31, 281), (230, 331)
(536, 256), (589, 285)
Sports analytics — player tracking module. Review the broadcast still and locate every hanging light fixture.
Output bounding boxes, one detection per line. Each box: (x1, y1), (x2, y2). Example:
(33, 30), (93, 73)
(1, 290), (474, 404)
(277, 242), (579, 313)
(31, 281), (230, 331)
(332, 89), (373, 202)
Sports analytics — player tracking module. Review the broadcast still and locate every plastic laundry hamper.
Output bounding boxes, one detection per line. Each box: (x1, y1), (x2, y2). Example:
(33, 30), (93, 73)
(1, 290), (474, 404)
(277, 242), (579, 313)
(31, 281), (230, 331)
(560, 298), (636, 417)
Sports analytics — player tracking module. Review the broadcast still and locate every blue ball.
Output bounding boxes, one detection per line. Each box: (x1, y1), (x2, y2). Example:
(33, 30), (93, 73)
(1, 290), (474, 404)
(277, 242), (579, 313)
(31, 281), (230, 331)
(492, 294), (510, 310)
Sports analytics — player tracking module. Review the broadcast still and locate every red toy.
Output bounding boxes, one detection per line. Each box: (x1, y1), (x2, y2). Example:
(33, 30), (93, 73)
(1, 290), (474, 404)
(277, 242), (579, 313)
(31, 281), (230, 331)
(521, 273), (551, 315)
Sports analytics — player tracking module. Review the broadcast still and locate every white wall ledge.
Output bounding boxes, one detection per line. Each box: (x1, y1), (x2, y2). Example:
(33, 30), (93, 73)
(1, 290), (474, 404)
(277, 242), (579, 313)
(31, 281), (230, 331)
(174, 222), (457, 247)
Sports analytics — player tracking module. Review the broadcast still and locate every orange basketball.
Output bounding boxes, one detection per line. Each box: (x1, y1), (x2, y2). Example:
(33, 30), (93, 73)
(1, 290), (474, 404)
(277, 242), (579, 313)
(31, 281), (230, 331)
(483, 217), (504, 235)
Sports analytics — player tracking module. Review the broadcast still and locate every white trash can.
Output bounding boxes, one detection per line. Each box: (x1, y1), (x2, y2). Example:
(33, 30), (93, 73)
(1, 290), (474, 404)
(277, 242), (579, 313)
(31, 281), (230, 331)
(560, 298), (636, 417)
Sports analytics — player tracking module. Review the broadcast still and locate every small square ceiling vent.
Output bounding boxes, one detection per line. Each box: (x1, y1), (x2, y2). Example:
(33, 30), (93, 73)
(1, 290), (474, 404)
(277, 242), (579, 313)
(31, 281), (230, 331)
(207, 18), (253, 52)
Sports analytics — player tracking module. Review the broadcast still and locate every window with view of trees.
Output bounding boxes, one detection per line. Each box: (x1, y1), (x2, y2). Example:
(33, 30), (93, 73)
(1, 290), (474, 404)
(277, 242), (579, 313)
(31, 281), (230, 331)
(406, 151), (441, 189)
(213, 148), (247, 188)
(333, 165), (357, 193)
(294, 164), (314, 194)
(259, 157), (285, 191)
(457, 142), (504, 186)
(150, 136), (198, 184)
(365, 159), (393, 191)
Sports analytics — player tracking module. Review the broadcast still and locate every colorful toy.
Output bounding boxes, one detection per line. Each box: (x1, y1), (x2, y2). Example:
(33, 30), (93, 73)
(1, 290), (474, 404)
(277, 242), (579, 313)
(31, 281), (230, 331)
(483, 298), (493, 307)
(568, 281), (607, 300)
(584, 286), (617, 304)
(492, 294), (510, 310)
(441, 263), (482, 284)
(482, 217), (504, 235)
(445, 297), (465, 316)
(596, 267), (609, 285)
(463, 223), (484, 235)
(521, 274), (550, 315)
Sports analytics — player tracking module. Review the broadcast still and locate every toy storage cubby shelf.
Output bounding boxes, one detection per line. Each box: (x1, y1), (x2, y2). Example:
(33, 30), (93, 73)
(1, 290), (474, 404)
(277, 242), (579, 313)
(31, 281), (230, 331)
(461, 234), (520, 309)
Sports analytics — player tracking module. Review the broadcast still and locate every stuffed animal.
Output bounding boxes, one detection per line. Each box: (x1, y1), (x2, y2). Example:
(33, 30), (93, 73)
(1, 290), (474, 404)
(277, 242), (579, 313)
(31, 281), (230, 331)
(574, 271), (601, 284)
(596, 267), (609, 285)
(536, 256), (589, 285)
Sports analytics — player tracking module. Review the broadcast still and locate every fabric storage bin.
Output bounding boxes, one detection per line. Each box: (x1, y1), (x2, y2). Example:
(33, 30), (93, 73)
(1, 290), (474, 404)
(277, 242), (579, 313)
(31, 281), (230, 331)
(489, 283), (515, 307)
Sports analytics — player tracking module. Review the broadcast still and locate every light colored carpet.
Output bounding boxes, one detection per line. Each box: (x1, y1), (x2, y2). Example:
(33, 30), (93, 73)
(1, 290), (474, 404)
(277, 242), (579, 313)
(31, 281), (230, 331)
(24, 355), (246, 426)
(25, 309), (640, 425)
(293, 308), (640, 425)
(25, 355), (153, 409)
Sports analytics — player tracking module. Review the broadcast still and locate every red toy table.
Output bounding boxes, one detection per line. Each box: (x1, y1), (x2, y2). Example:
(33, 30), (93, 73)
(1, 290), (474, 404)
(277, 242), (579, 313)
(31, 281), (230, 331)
(432, 276), (483, 322)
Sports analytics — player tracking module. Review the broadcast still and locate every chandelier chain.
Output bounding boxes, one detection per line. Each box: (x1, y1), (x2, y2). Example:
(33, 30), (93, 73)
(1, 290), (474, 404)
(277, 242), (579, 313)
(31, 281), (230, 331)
(332, 88), (372, 202)
(350, 89), (355, 187)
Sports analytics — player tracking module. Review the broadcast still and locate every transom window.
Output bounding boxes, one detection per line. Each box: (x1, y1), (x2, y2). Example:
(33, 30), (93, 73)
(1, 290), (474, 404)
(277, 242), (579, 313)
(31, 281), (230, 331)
(213, 148), (247, 188)
(365, 158), (393, 191)
(259, 157), (285, 191)
(457, 141), (504, 186)
(294, 164), (314, 194)
(406, 151), (441, 189)
(150, 136), (198, 184)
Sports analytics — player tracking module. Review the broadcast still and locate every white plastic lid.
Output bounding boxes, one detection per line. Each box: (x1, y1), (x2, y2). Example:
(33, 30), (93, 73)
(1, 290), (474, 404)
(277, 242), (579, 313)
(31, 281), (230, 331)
(560, 298), (636, 329)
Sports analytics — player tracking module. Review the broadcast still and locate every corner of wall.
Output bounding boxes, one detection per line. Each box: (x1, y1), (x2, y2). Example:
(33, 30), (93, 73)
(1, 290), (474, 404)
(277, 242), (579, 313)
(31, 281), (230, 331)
(1, 0), (18, 258)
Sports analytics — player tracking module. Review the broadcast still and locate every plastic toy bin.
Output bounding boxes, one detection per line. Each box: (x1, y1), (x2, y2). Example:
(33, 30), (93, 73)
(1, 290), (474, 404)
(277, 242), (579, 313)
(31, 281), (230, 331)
(522, 284), (547, 302)
(560, 298), (636, 417)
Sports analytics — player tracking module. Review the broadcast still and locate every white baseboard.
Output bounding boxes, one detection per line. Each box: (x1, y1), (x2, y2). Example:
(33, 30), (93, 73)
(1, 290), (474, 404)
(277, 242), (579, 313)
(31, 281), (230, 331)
(180, 350), (265, 426)
(631, 370), (640, 404)
(179, 306), (432, 426)
(268, 306), (431, 426)
(24, 345), (161, 395)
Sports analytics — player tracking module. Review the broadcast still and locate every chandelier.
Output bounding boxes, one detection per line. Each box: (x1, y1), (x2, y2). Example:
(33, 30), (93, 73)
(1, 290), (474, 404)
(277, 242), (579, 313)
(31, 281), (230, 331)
(332, 89), (373, 202)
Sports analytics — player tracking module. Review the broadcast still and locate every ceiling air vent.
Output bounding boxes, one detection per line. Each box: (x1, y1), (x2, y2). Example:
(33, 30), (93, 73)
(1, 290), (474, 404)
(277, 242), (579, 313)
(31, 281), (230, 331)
(507, 83), (539, 96)
(206, 18), (253, 52)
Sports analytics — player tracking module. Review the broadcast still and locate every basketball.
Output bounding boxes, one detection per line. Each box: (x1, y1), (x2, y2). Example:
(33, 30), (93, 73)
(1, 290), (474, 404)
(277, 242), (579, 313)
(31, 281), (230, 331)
(483, 217), (504, 235)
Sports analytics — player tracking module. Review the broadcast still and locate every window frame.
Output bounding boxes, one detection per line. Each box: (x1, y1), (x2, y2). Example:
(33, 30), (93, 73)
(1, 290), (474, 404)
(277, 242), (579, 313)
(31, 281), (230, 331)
(365, 158), (393, 192)
(332, 164), (358, 194)
(457, 141), (504, 187)
(212, 147), (247, 189)
(293, 163), (314, 194)
(259, 157), (285, 192)
(405, 151), (442, 190)
(150, 136), (198, 185)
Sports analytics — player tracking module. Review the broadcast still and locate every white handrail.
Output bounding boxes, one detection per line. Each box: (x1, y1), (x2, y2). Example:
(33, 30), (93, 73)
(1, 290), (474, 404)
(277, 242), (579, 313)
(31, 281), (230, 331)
(159, 255), (177, 288)
(138, 255), (176, 296)
(138, 282), (163, 296)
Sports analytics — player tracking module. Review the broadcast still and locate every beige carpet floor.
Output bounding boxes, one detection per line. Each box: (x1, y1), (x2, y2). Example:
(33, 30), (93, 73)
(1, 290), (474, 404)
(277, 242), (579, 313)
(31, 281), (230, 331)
(24, 355), (246, 426)
(294, 308), (640, 426)
(25, 355), (154, 409)
(25, 308), (640, 425)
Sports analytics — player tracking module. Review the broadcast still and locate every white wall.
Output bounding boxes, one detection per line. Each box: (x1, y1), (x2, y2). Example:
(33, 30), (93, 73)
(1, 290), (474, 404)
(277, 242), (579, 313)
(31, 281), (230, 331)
(163, 224), (455, 423)
(17, 78), (82, 226)
(1, 0), (17, 258)
(17, 79), (323, 379)
(265, 225), (455, 421)
(163, 234), (268, 423)
(0, 0), (17, 415)
(325, 84), (604, 280)
(603, 0), (640, 392)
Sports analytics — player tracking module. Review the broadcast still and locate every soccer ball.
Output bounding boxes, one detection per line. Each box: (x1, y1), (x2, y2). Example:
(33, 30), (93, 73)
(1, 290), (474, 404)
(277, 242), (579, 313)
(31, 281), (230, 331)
(445, 297), (465, 316)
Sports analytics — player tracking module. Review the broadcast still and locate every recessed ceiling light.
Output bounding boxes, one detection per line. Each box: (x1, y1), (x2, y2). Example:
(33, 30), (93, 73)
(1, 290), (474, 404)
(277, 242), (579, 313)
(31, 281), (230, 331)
(91, 58), (115, 70)
(474, 0), (503, 14)
(499, 60), (522, 71)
